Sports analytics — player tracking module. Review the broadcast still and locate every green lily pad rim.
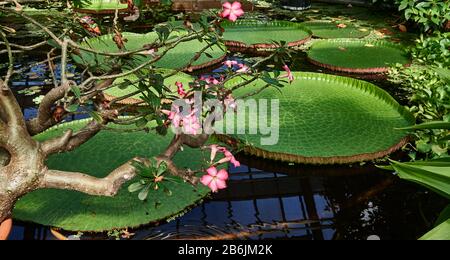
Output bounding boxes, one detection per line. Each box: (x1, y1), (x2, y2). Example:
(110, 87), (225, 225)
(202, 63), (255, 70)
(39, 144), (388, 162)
(222, 20), (313, 50)
(222, 72), (415, 165)
(307, 39), (411, 74)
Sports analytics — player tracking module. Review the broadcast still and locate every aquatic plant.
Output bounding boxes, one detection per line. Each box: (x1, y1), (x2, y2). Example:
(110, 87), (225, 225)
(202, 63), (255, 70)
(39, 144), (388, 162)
(221, 72), (414, 164)
(0, 1), (288, 232)
(307, 39), (410, 74)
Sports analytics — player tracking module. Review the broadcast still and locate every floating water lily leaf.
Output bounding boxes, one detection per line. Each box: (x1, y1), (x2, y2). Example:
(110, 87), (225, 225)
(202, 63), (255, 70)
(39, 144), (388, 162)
(300, 21), (370, 39)
(221, 72), (414, 164)
(104, 69), (194, 104)
(222, 20), (312, 49)
(72, 32), (226, 73)
(307, 40), (410, 73)
(13, 120), (210, 232)
(73, 0), (129, 13)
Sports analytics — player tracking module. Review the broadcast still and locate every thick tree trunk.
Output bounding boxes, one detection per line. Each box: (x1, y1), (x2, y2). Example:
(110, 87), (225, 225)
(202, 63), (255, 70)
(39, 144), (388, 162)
(0, 194), (14, 223)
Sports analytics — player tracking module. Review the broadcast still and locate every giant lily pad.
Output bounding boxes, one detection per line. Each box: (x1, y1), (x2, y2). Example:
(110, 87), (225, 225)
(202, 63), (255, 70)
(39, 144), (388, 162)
(104, 69), (194, 105)
(13, 120), (211, 232)
(307, 40), (410, 73)
(73, 0), (129, 14)
(72, 31), (227, 73)
(300, 20), (370, 39)
(220, 72), (414, 164)
(222, 20), (312, 50)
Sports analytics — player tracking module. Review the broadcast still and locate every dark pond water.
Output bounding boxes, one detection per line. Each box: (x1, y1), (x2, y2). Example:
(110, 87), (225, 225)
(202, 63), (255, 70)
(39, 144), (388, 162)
(2, 4), (448, 240)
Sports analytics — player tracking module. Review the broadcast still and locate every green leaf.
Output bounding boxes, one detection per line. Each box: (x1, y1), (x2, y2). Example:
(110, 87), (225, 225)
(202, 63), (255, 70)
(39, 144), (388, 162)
(222, 72), (414, 164)
(128, 182), (145, 193)
(419, 218), (450, 240)
(388, 159), (450, 200)
(138, 184), (151, 201)
(222, 20), (311, 49)
(72, 32), (226, 73)
(397, 121), (450, 130)
(66, 104), (79, 113)
(13, 119), (212, 232)
(307, 39), (410, 73)
(71, 86), (81, 100)
(300, 21), (370, 39)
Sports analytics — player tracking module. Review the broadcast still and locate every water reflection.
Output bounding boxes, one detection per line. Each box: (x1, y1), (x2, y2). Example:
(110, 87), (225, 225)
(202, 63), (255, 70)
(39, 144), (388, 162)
(10, 154), (446, 240)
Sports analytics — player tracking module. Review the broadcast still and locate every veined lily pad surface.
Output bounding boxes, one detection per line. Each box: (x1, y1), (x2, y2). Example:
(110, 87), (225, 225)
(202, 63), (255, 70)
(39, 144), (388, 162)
(13, 120), (210, 232)
(104, 69), (194, 104)
(73, 0), (129, 13)
(221, 72), (414, 164)
(72, 32), (227, 73)
(307, 40), (410, 73)
(222, 20), (312, 49)
(300, 20), (370, 39)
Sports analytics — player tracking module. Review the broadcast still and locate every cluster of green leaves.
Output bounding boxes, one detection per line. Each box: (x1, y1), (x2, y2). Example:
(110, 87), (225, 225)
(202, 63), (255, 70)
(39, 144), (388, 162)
(128, 158), (179, 201)
(411, 32), (450, 68)
(396, 0), (449, 32)
(373, 0), (449, 32)
(389, 65), (450, 158)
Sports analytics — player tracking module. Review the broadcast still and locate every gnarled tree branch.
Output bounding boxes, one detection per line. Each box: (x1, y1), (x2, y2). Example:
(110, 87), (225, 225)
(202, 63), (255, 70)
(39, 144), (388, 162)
(41, 157), (149, 196)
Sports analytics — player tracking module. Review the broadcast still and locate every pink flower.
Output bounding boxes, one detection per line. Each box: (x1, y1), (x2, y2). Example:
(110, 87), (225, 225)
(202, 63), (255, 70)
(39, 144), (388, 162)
(201, 167), (229, 192)
(223, 60), (238, 68)
(282, 65), (294, 83)
(176, 81), (186, 97)
(209, 145), (240, 167)
(236, 63), (250, 73)
(221, 1), (244, 22)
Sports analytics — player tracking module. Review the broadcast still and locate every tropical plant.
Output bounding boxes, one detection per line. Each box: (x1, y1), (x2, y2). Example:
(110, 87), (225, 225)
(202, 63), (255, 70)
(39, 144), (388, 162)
(373, 0), (450, 32)
(221, 72), (414, 164)
(411, 32), (450, 68)
(382, 156), (450, 240)
(0, 1), (291, 232)
(388, 65), (450, 158)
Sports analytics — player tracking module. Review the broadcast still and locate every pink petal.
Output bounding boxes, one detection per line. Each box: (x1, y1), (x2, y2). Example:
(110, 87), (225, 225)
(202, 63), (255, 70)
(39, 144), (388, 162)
(207, 166), (218, 177)
(231, 157), (241, 167)
(221, 9), (231, 18)
(208, 179), (219, 192)
(216, 169), (229, 181)
(222, 2), (232, 9)
(217, 156), (232, 165)
(228, 13), (238, 22)
(200, 174), (214, 186)
(214, 178), (227, 190)
(210, 145), (219, 162)
(231, 1), (242, 10)
(233, 9), (244, 17)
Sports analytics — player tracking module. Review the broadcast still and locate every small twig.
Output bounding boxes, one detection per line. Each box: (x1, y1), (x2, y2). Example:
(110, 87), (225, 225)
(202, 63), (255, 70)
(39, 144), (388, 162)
(0, 31), (13, 88)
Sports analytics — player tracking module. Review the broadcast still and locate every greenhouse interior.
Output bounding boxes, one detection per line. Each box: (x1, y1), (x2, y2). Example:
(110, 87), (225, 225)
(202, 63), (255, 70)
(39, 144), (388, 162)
(0, 0), (449, 241)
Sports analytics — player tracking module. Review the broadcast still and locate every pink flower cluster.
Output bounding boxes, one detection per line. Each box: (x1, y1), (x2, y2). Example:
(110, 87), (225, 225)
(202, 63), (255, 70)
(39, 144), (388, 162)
(200, 145), (241, 192)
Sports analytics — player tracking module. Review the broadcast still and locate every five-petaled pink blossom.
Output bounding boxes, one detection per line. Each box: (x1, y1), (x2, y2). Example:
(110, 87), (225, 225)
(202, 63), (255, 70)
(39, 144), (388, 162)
(201, 166), (229, 192)
(282, 65), (294, 83)
(223, 60), (238, 68)
(176, 81), (186, 97)
(221, 1), (244, 22)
